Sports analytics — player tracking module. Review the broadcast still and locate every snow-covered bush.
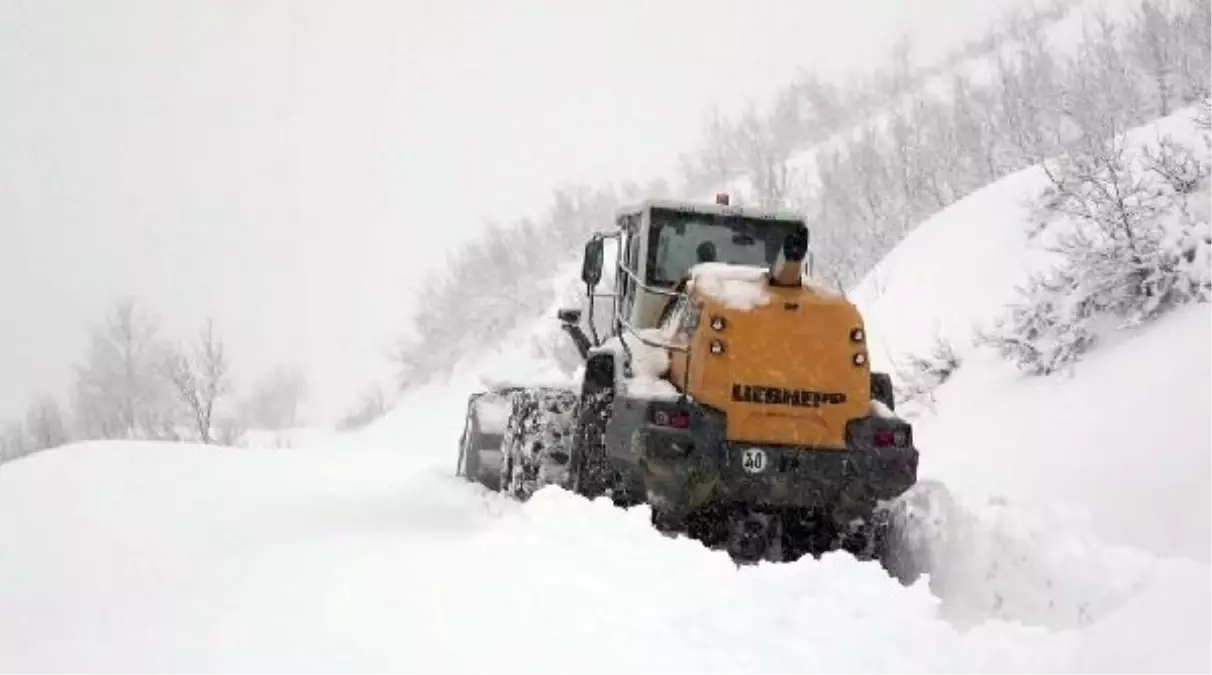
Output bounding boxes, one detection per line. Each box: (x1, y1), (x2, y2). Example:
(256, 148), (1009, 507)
(976, 268), (1100, 376)
(894, 334), (964, 409)
(981, 119), (1210, 375)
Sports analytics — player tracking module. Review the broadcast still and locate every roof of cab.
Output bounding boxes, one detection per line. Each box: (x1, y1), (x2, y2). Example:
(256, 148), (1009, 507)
(614, 197), (806, 224)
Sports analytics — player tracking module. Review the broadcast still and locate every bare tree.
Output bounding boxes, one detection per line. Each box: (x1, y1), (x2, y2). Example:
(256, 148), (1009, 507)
(734, 105), (794, 208)
(1064, 10), (1147, 139)
(1175, 0), (1211, 101)
(163, 319), (232, 444)
(1128, 1), (1181, 117)
(946, 72), (1001, 193)
(698, 106), (742, 187)
(997, 31), (1063, 165)
(72, 297), (182, 440)
(25, 395), (69, 451)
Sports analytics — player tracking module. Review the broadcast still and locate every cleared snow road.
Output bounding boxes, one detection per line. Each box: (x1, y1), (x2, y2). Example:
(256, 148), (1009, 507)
(0, 425), (1205, 673)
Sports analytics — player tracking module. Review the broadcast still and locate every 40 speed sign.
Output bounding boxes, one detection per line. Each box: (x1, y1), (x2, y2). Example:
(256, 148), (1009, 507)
(740, 447), (768, 474)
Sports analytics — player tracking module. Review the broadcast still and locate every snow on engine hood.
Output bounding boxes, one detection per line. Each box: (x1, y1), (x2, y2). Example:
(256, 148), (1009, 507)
(688, 262), (845, 309)
(687, 262), (771, 310)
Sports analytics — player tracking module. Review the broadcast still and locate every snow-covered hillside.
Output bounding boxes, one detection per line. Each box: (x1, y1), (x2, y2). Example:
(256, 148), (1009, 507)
(852, 106), (1211, 564)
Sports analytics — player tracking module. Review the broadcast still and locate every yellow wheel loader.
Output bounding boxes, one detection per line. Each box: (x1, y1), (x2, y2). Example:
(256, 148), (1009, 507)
(458, 194), (918, 569)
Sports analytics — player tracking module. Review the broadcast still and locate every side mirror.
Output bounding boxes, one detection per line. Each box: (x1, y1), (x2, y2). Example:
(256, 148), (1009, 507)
(581, 238), (604, 287)
(557, 308), (582, 324)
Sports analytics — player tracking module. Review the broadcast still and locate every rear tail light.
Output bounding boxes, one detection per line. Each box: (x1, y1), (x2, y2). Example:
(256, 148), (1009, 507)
(652, 409), (691, 429)
(874, 427), (910, 448)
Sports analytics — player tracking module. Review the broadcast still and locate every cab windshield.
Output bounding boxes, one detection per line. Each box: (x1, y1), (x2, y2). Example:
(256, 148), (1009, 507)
(645, 207), (802, 287)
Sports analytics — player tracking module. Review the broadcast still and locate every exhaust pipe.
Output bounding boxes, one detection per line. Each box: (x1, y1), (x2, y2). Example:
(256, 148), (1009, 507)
(769, 224), (809, 287)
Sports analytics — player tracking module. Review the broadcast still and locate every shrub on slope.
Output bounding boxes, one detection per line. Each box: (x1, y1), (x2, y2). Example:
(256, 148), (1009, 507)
(977, 105), (1210, 377)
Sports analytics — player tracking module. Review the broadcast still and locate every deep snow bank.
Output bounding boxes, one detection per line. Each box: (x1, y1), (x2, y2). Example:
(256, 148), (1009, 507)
(850, 106), (1211, 564)
(2, 436), (1204, 672)
(0, 441), (1073, 673)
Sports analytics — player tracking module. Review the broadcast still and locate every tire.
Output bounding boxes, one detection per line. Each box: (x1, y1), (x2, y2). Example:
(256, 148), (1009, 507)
(569, 352), (615, 500)
(499, 386), (579, 500)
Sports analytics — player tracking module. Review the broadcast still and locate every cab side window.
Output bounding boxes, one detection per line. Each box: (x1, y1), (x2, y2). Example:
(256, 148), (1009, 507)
(620, 216), (643, 311)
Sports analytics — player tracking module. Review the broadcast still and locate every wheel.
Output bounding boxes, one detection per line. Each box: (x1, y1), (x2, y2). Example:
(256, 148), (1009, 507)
(569, 352), (642, 507)
(569, 391), (611, 498)
(569, 352), (615, 500)
(499, 386), (579, 500)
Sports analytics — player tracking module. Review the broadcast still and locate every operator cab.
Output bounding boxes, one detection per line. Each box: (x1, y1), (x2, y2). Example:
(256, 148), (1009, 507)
(614, 194), (810, 331)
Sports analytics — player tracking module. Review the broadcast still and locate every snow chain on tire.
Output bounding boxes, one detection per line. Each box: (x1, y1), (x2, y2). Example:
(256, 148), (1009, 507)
(499, 387), (579, 500)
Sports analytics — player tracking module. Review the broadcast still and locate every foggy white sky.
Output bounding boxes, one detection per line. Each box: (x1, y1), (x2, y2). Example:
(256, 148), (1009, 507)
(0, 0), (1025, 425)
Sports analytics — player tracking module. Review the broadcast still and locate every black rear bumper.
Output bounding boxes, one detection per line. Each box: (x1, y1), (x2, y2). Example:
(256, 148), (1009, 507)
(606, 397), (918, 518)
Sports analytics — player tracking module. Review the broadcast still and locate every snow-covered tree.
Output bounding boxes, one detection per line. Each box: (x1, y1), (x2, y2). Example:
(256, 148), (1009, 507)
(163, 318), (232, 444)
(977, 266), (1100, 376)
(983, 120), (1210, 375)
(1043, 131), (1209, 320)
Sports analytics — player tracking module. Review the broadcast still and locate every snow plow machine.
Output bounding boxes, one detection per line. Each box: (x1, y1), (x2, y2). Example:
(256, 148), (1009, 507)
(457, 194), (920, 574)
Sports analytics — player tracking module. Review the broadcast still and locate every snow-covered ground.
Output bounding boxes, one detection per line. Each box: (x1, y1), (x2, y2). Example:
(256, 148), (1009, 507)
(1, 110), (1208, 671)
(0, 384), (1201, 673)
(0, 380), (1204, 672)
